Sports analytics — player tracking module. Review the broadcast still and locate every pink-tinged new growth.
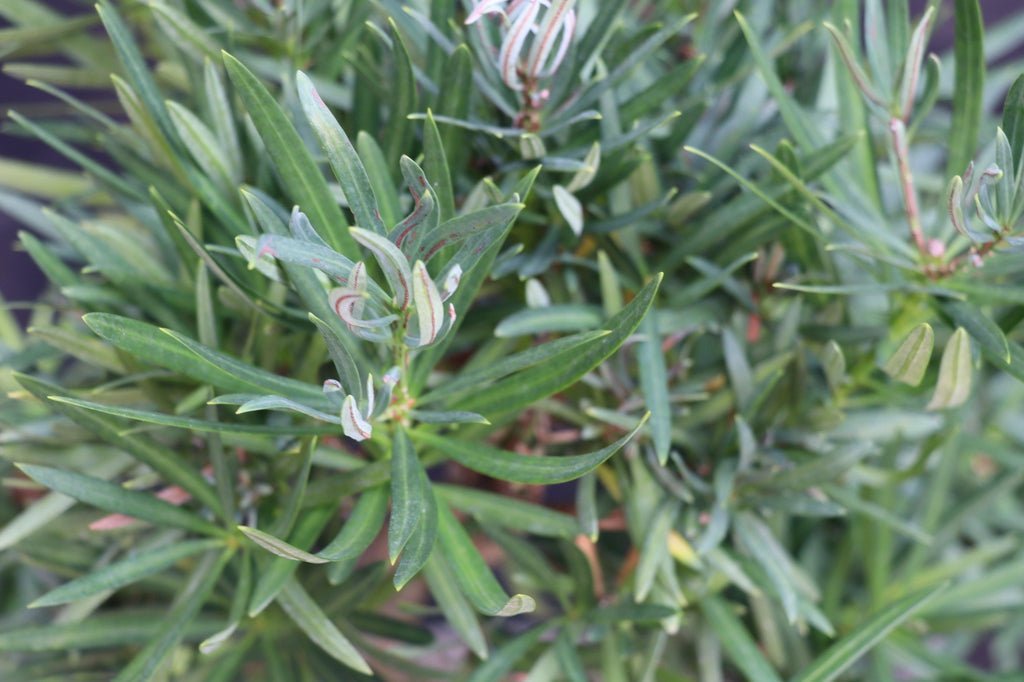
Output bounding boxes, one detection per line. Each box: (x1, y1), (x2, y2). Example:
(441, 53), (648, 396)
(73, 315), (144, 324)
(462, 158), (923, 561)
(341, 394), (372, 441)
(467, 0), (577, 96)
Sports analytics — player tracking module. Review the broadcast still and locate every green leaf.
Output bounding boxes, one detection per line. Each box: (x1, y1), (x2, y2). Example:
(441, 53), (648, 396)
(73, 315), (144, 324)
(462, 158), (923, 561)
(436, 498), (535, 617)
(393, 477), (438, 590)
(388, 428), (427, 563)
(222, 52), (356, 256)
(82, 313), (328, 407)
(415, 202), (524, 264)
(48, 396), (337, 437)
(1002, 75), (1024, 169)
(946, 0), (984, 178)
(943, 301), (1009, 364)
(927, 327), (973, 410)
(553, 184), (583, 236)
(883, 323), (934, 386)
(167, 100), (234, 191)
(414, 414), (647, 485)
(436, 484), (578, 539)
(467, 624), (547, 682)
(699, 596), (784, 682)
(452, 275), (661, 417)
(555, 629), (588, 682)
(423, 109), (454, 222)
(734, 513), (799, 623)
(386, 18), (417, 175)
(97, 1), (177, 147)
(634, 498), (680, 602)
(14, 374), (223, 516)
(277, 577), (372, 675)
(238, 526), (329, 563)
(793, 585), (946, 682)
(324, 485), (388, 584)
(494, 304), (602, 338)
(297, 70), (385, 236)
(248, 506), (334, 616)
(418, 330), (611, 405)
(113, 550), (232, 682)
(17, 464), (224, 536)
(0, 611), (222, 652)
(638, 309), (671, 463)
(423, 552), (487, 659)
(30, 539), (223, 607)
(357, 131), (400, 228)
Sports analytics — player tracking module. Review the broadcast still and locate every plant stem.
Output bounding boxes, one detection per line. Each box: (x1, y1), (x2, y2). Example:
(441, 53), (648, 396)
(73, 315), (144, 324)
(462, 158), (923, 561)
(889, 117), (928, 255)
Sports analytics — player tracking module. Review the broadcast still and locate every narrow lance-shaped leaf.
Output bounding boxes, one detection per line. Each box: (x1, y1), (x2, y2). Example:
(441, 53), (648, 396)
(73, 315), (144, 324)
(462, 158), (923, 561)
(277, 577), (373, 675)
(638, 309), (671, 464)
(1002, 75), (1024, 170)
(436, 498), (536, 617)
(222, 52), (356, 256)
(112, 549), (233, 682)
(16, 465), (225, 537)
(883, 323), (934, 386)
(927, 327), (972, 410)
(394, 476), (438, 590)
(453, 275), (662, 417)
(30, 539), (224, 608)
(296, 70), (386, 236)
(413, 413), (647, 484)
(423, 552), (487, 659)
(388, 428), (427, 563)
(411, 260), (447, 346)
(700, 596), (784, 682)
(793, 585), (946, 682)
(946, 0), (984, 178)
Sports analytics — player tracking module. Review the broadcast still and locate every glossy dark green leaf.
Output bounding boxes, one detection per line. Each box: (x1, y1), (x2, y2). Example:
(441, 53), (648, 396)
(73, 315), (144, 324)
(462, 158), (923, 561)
(638, 308), (671, 463)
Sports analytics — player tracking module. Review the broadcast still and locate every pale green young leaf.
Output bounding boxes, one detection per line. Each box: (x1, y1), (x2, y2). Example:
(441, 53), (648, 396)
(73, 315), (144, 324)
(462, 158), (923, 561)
(927, 327), (973, 410)
(883, 323), (934, 386)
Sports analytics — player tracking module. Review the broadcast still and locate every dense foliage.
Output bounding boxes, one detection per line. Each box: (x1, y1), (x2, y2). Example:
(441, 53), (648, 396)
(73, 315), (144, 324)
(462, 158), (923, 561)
(2, 0), (1023, 679)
